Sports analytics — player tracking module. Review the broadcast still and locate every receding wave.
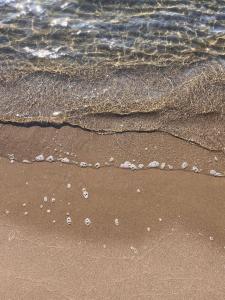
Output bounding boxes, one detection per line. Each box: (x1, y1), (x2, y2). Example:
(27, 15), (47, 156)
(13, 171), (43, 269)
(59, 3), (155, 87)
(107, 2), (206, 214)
(0, 59), (225, 151)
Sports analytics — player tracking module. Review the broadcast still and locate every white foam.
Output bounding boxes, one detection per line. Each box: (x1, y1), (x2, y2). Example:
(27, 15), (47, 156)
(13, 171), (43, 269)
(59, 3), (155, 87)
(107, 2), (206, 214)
(120, 161), (137, 170)
(192, 165), (199, 173)
(209, 170), (224, 177)
(46, 155), (54, 162)
(80, 162), (88, 167)
(61, 157), (70, 163)
(148, 161), (160, 168)
(35, 154), (44, 161)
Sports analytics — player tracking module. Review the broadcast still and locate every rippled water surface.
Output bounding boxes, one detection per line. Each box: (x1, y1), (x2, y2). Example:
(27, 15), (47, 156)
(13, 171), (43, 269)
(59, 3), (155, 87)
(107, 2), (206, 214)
(0, 0), (225, 66)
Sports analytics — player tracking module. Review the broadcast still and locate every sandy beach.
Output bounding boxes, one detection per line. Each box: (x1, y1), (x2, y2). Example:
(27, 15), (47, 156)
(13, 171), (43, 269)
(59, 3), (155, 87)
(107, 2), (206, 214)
(0, 124), (225, 299)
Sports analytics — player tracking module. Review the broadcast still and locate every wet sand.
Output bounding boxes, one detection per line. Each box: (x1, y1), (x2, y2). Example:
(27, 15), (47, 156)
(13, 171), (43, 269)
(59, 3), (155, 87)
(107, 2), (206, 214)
(0, 125), (225, 299)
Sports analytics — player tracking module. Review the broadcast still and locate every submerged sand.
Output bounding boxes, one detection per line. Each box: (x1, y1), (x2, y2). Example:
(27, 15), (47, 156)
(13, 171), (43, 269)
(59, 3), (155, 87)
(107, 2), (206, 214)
(1, 59), (225, 151)
(0, 125), (225, 299)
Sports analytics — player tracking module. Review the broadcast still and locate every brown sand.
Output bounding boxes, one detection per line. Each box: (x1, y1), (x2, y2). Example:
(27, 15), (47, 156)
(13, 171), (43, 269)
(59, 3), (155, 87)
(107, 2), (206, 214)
(0, 125), (225, 299)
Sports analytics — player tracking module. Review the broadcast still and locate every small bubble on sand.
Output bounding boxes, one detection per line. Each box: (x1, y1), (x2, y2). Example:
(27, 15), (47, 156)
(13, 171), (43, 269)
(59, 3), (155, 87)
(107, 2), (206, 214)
(95, 162), (100, 168)
(82, 188), (89, 199)
(148, 161), (160, 168)
(46, 155), (54, 162)
(181, 161), (188, 169)
(22, 203), (26, 207)
(147, 227), (151, 232)
(209, 236), (214, 241)
(43, 196), (48, 202)
(46, 209), (51, 213)
(35, 154), (45, 162)
(130, 246), (138, 254)
(158, 218), (162, 222)
(137, 188), (141, 193)
(51, 197), (56, 203)
(114, 218), (119, 226)
(67, 183), (71, 189)
(84, 218), (91, 226)
(66, 216), (72, 225)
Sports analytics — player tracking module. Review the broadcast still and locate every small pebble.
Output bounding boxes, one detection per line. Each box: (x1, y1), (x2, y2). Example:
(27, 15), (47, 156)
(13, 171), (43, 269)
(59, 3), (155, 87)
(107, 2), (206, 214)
(22, 203), (26, 207)
(52, 220), (56, 223)
(147, 227), (151, 232)
(43, 196), (48, 202)
(40, 204), (43, 209)
(51, 198), (56, 203)
(24, 211), (28, 215)
(46, 209), (51, 213)
(114, 218), (119, 226)
(67, 183), (71, 189)
(209, 236), (214, 241)
(80, 162), (88, 168)
(109, 157), (114, 162)
(66, 216), (72, 225)
(5, 210), (10, 215)
(159, 218), (162, 222)
(137, 188), (141, 193)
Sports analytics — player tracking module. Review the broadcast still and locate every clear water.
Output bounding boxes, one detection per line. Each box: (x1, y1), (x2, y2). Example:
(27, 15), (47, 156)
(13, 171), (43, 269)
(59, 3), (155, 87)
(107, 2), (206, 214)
(0, 0), (225, 66)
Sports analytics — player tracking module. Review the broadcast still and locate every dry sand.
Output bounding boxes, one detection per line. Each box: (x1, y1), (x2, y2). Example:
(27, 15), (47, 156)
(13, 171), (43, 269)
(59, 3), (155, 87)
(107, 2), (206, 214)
(0, 125), (225, 299)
